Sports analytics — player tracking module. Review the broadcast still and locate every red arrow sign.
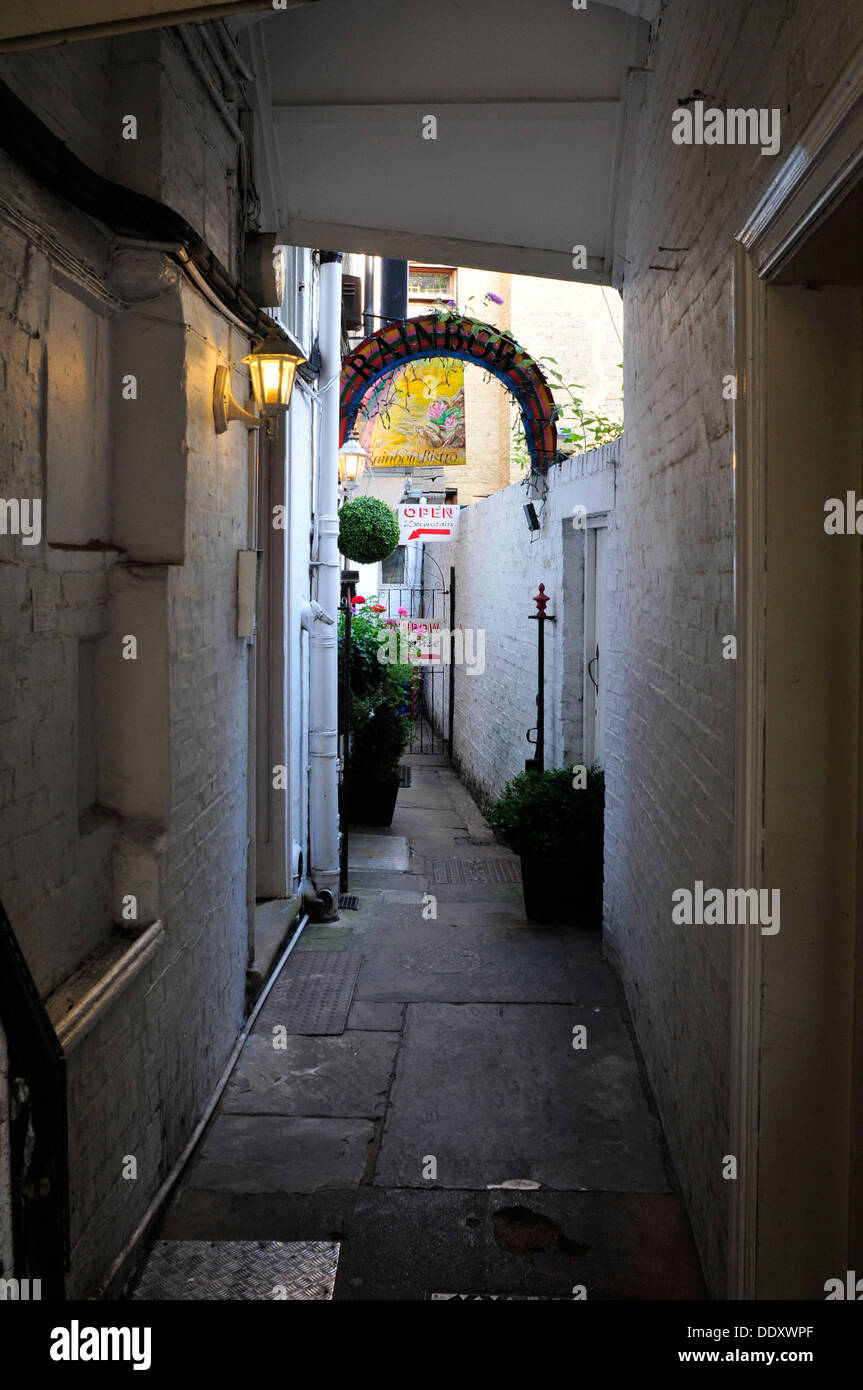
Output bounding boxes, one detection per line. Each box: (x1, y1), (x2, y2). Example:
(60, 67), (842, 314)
(408, 528), (452, 540)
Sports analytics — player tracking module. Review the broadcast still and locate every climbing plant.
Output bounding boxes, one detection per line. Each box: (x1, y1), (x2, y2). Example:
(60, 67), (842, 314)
(511, 356), (623, 470)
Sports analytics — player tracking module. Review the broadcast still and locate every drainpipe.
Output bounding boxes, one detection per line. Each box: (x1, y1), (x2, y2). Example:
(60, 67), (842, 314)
(308, 251), (343, 919)
(380, 258), (408, 324)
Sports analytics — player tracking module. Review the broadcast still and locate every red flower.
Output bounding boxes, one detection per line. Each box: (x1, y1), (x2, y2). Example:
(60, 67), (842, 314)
(353, 594), (366, 605)
(370, 604), (386, 612)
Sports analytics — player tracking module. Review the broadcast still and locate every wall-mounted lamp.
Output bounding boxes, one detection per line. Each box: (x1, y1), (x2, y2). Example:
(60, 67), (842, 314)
(214, 329), (305, 434)
(337, 426), (370, 495)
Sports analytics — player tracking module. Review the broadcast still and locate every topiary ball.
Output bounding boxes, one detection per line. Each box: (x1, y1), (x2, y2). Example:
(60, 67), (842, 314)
(338, 496), (400, 564)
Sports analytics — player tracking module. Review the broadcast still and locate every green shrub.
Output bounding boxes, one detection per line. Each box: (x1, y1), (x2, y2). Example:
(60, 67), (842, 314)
(486, 765), (604, 858)
(349, 665), (412, 779)
(338, 600), (415, 779)
(338, 496), (400, 564)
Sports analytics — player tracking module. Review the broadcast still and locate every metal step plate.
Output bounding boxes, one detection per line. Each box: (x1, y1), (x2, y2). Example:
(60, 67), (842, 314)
(432, 858), (521, 885)
(132, 1240), (339, 1301)
(253, 951), (364, 1036)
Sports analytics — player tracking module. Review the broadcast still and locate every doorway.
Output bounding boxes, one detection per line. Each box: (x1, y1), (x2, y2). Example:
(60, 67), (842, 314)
(584, 520), (608, 769)
(733, 99), (863, 1296)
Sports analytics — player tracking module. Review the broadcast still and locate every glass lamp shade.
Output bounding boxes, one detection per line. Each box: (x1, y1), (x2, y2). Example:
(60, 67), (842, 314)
(242, 332), (305, 417)
(337, 436), (370, 485)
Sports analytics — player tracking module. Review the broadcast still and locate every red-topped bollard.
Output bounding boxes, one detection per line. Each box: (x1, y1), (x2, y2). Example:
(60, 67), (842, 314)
(533, 583), (551, 616)
(527, 584), (555, 773)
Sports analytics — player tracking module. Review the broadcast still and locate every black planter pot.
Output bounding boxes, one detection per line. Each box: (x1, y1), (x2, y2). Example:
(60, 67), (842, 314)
(344, 773), (400, 827)
(519, 849), (602, 925)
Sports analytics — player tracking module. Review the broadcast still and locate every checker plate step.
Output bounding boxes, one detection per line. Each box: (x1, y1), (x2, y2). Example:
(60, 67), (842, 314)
(132, 1240), (339, 1300)
(254, 951), (363, 1035)
(432, 858), (521, 885)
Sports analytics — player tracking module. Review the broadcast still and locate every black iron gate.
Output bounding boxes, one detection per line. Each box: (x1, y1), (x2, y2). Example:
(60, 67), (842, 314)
(380, 574), (451, 756)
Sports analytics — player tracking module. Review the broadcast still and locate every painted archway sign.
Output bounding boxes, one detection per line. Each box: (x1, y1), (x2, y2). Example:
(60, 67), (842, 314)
(340, 314), (558, 473)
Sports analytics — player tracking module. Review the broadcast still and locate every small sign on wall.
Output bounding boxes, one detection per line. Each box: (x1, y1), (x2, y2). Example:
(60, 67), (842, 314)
(398, 504), (459, 543)
(237, 550), (261, 638)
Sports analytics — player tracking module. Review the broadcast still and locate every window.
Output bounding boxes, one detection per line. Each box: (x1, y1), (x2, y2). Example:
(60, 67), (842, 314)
(408, 264), (456, 305)
(381, 546), (406, 586)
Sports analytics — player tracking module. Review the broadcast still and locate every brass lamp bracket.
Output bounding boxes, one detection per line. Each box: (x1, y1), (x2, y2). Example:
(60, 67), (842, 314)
(213, 364), (263, 434)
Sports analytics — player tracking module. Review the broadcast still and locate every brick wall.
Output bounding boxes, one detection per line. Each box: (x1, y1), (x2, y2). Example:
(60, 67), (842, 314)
(431, 442), (617, 806)
(603, 0), (863, 1296)
(0, 33), (256, 1295)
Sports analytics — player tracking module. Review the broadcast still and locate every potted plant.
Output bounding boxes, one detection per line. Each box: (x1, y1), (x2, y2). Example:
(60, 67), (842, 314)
(338, 599), (413, 826)
(338, 495), (400, 564)
(486, 765), (605, 924)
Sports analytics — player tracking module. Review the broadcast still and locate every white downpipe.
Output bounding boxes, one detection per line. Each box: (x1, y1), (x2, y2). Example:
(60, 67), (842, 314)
(308, 252), (342, 913)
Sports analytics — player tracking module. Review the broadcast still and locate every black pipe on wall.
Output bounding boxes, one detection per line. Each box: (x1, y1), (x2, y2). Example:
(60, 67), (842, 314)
(380, 258), (408, 324)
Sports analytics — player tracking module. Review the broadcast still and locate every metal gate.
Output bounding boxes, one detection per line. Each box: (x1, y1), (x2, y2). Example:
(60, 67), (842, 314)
(380, 570), (452, 756)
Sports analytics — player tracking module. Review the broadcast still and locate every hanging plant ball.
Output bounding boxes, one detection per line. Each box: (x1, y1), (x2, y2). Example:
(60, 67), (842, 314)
(338, 496), (400, 564)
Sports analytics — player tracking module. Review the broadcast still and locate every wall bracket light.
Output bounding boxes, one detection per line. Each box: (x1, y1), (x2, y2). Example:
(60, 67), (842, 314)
(337, 424), (371, 499)
(214, 330), (305, 434)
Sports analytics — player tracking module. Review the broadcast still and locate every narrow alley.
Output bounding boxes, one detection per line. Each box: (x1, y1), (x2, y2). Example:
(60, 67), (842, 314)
(131, 756), (703, 1301)
(3, 1), (863, 1342)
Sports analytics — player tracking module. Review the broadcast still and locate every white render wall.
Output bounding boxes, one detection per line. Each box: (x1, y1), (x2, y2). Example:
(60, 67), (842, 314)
(602, 0), (863, 1297)
(431, 442), (617, 806)
(0, 32), (267, 1295)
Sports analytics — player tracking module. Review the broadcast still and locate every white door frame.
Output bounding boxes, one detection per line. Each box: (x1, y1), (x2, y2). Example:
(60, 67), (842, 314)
(583, 513), (609, 768)
(730, 40), (863, 1299)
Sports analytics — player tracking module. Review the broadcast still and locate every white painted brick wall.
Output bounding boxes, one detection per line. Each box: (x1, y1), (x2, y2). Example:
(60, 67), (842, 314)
(431, 442), (617, 806)
(0, 33), (257, 1296)
(603, 0), (863, 1297)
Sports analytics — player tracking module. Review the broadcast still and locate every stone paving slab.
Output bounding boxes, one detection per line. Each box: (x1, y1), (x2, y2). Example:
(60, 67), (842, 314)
(221, 1032), (399, 1118)
(161, 1189), (358, 1242)
(185, 1116), (374, 1194)
(373, 1003), (668, 1192)
(344, 869), (429, 893)
(347, 1000), (405, 1031)
(334, 1189), (703, 1301)
(348, 834), (410, 871)
(428, 880), (523, 901)
(353, 930), (618, 1004)
(394, 788), (464, 810)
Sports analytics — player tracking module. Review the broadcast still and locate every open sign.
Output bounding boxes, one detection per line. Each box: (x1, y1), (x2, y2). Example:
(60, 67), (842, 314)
(398, 504), (459, 543)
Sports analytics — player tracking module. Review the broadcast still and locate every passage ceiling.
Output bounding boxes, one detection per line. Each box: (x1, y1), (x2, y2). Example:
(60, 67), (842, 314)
(246, 0), (651, 283)
(0, 0), (654, 283)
